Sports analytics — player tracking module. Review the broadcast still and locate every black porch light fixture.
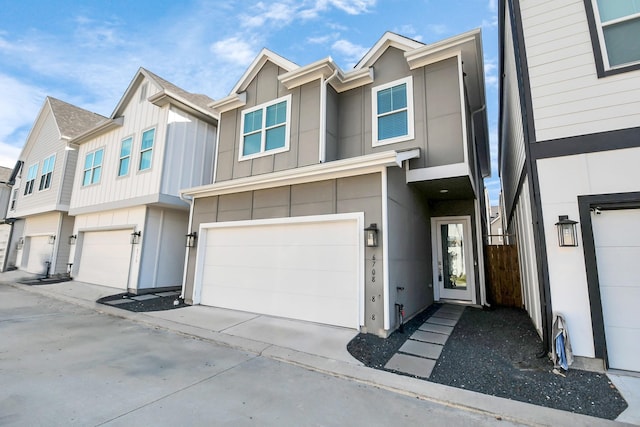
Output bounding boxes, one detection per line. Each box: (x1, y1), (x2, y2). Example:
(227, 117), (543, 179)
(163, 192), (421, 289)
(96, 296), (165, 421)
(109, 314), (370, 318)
(17, 237), (24, 250)
(69, 235), (77, 245)
(364, 223), (379, 247)
(130, 230), (142, 244)
(185, 231), (197, 248)
(555, 215), (578, 247)
(48, 235), (56, 245)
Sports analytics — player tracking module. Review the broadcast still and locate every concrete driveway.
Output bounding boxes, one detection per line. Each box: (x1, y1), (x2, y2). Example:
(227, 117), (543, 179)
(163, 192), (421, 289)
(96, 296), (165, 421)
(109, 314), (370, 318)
(0, 285), (529, 426)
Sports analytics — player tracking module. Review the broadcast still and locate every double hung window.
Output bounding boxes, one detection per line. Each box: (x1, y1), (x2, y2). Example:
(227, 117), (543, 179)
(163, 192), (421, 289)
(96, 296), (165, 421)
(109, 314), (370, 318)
(139, 128), (155, 171)
(23, 163), (38, 195)
(82, 148), (103, 186)
(240, 95), (290, 159)
(372, 76), (414, 145)
(590, 0), (640, 71)
(39, 154), (55, 191)
(118, 137), (132, 176)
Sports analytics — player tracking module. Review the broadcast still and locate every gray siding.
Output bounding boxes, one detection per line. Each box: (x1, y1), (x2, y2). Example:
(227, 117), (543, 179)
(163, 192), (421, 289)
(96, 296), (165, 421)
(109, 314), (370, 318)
(185, 173), (386, 334)
(215, 61), (322, 182)
(54, 213), (74, 275)
(386, 167), (432, 324)
(60, 150), (78, 207)
(337, 49), (464, 169)
(325, 86), (339, 162)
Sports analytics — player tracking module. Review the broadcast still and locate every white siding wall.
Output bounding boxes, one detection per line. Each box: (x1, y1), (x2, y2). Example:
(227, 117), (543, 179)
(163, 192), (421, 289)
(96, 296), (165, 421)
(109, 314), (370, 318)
(160, 107), (217, 195)
(501, 9), (527, 211)
(14, 108), (67, 217)
(537, 146), (640, 357)
(69, 206), (147, 290)
(69, 79), (168, 211)
(521, 0), (640, 141)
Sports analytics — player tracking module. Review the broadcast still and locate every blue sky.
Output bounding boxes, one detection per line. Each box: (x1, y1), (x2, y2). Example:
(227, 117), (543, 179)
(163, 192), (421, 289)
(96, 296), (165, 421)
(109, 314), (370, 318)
(0, 0), (500, 203)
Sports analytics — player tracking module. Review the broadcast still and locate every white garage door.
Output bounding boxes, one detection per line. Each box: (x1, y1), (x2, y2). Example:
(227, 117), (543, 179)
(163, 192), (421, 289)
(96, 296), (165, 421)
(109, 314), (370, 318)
(25, 236), (52, 274)
(593, 208), (640, 372)
(197, 216), (361, 329)
(76, 229), (133, 289)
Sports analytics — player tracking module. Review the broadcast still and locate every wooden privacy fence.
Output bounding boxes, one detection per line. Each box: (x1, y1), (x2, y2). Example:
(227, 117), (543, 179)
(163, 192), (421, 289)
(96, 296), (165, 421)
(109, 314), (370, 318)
(485, 244), (522, 308)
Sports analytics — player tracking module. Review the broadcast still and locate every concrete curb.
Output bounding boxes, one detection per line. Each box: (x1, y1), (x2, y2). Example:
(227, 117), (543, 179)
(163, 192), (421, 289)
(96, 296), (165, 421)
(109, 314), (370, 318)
(7, 281), (632, 427)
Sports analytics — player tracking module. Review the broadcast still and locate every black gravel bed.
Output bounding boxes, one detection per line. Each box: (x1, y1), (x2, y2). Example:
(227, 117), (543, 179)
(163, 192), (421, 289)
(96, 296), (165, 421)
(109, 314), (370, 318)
(19, 276), (73, 285)
(431, 306), (628, 419)
(348, 305), (628, 420)
(97, 292), (188, 312)
(347, 303), (441, 368)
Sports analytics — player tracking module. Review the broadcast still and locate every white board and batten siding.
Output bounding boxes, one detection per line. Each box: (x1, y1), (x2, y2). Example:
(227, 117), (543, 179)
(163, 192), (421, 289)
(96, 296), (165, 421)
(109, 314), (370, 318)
(537, 146), (640, 357)
(70, 79), (168, 211)
(520, 0), (640, 142)
(193, 214), (364, 329)
(160, 107), (217, 196)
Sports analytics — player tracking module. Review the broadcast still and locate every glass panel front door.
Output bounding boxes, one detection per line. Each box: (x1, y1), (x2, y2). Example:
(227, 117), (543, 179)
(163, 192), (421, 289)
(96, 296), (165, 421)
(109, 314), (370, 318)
(434, 217), (474, 302)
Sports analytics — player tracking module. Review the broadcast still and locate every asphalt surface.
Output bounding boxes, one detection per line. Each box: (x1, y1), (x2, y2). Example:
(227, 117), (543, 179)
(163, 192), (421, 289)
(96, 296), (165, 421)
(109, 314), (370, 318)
(348, 305), (628, 420)
(0, 285), (528, 426)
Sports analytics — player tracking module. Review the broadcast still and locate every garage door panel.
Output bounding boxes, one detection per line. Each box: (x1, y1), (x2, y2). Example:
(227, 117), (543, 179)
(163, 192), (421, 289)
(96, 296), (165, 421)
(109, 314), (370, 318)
(76, 230), (132, 289)
(25, 236), (51, 274)
(199, 216), (360, 328)
(593, 208), (640, 372)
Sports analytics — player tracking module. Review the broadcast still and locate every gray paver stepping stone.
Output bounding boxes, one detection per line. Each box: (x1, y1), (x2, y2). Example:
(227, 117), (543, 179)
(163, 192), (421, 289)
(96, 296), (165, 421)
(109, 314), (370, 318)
(438, 305), (465, 313)
(426, 316), (458, 327)
(419, 323), (454, 335)
(385, 353), (436, 378)
(154, 291), (180, 297)
(130, 294), (159, 301)
(399, 340), (443, 359)
(410, 330), (449, 345)
(433, 310), (462, 320)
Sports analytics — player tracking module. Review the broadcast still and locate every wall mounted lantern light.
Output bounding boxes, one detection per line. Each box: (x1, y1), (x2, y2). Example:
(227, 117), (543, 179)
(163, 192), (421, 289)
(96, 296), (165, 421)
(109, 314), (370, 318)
(185, 232), (197, 248)
(17, 237), (24, 250)
(69, 235), (77, 245)
(130, 230), (142, 244)
(555, 215), (578, 247)
(364, 223), (379, 247)
(48, 235), (56, 245)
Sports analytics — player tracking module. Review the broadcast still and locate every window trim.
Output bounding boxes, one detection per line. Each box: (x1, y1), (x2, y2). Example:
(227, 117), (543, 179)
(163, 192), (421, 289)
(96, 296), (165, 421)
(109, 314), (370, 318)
(82, 147), (104, 187)
(118, 136), (133, 177)
(23, 163), (39, 196)
(138, 127), (156, 172)
(238, 94), (292, 161)
(371, 76), (415, 147)
(584, 0), (640, 77)
(9, 188), (18, 211)
(38, 153), (56, 191)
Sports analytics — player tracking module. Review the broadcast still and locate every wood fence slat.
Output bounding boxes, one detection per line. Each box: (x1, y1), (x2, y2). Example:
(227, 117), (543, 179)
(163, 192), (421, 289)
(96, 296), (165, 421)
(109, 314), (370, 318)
(485, 244), (522, 308)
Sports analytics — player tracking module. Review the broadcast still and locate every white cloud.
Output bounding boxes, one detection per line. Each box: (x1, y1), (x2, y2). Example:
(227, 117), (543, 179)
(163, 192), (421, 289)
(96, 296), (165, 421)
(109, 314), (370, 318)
(331, 39), (368, 66)
(210, 37), (258, 66)
(484, 58), (498, 90)
(488, 0), (497, 12)
(482, 15), (498, 28)
(426, 24), (448, 36)
(241, 1), (298, 28)
(300, 0), (375, 18)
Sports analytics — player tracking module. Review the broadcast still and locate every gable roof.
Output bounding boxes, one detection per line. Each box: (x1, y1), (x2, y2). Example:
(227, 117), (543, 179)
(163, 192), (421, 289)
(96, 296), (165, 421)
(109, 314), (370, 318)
(231, 48), (299, 94)
(47, 97), (108, 140)
(355, 32), (425, 69)
(111, 68), (217, 120)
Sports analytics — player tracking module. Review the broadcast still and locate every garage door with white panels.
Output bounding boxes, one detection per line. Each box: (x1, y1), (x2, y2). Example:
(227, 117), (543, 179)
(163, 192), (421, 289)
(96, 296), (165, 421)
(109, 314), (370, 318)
(593, 208), (640, 372)
(194, 213), (364, 329)
(25, 235), (52, 274)
(75, 229), (133, 289)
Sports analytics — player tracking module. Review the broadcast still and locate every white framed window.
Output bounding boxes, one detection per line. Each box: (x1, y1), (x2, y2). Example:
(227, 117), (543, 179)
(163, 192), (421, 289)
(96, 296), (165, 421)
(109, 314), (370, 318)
(10, 188), (18, 210)
(118, 137), (132, 177)
(372, 76), (414, 146)
(82, 148), (104, 186)
(139, 128), (155, 171)
(239, 94), (291, 160)
(23, 163), (38, 195)
(38, 154), (55, 191)
(591, 0), (640, 69)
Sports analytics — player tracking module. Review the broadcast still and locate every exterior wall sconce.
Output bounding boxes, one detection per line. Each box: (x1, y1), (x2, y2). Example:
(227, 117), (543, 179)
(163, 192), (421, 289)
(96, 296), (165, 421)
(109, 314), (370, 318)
(130, 230), (142, 244)
(48, 235), (56, 245)
(364, 223), (379, 247)
(67, 263), (73, 275)
(17, 237), (24, 250)
(69, 235), (77, 245)
(185, 232), (197, 248)
(555, 215), (578, 247)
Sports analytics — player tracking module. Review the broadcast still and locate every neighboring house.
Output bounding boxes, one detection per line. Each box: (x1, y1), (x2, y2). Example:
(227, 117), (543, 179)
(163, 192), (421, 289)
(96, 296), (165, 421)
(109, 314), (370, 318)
(488, 204), (504, 245)
(67, 68), (218, 293)
(6, 97), (106, 275)
(181, 30), (490, 337)
(0, 166), (16, 271)
(499, 0), (640, 372)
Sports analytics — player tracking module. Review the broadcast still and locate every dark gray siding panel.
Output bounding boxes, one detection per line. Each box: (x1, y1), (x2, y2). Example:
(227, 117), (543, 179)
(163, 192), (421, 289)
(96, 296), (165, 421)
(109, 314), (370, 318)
(325, 87), (339, 162)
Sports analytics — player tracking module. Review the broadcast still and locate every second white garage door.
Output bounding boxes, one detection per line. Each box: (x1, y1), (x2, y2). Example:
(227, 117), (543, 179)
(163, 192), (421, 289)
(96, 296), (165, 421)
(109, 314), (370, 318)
(75, 229), (133, 289)
(196, 215), (362, 329)
(25, 235), (52, 274)
(593, 208), (640, 372)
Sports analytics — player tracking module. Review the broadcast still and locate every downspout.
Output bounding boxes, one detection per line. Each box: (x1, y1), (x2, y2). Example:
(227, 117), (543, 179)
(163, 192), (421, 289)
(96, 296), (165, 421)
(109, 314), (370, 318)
(319, 69), (339, 163)
(180, 192), (194, 301)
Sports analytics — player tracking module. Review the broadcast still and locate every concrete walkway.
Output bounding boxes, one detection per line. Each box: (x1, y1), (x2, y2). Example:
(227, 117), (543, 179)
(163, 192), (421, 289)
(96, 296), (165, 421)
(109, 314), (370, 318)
(1, 271), (636, 426)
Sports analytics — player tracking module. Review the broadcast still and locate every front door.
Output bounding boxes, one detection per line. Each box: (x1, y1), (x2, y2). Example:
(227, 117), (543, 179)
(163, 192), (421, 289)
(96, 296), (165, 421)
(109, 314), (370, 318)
(432, 217), (474, 302)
